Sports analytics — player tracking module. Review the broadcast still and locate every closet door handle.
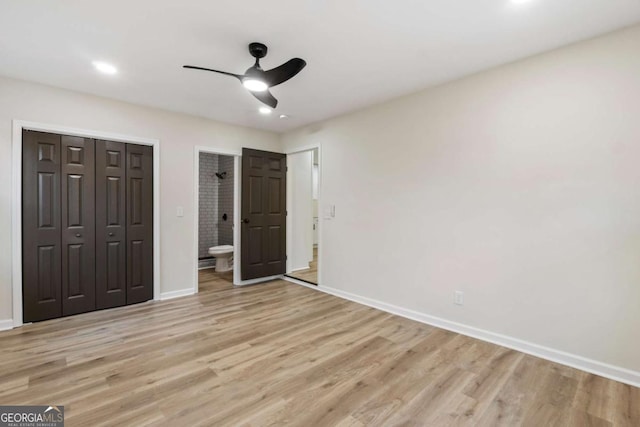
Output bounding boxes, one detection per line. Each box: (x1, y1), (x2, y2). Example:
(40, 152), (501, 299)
(108, 232), (115, 237)
(75, 233), (82, 238)
(243, 218), (250, 224)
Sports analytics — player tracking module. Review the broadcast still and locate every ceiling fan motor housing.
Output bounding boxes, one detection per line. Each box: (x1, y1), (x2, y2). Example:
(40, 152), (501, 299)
(249, 42), (268, 59)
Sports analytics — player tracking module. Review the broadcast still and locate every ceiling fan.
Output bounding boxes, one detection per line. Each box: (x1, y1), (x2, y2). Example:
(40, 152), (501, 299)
(183, 42), (306, 109)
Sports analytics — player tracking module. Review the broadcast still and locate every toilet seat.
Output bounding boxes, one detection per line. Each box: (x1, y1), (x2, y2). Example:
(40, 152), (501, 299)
(209, 245), (233, 255)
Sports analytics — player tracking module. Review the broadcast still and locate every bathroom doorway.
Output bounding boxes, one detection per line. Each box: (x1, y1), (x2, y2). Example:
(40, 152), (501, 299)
(285, 147), (320, 285)
(197, 151), (236, 292)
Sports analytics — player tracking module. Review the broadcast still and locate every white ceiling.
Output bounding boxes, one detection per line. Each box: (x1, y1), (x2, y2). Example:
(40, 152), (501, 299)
(1, 0), (639, 133)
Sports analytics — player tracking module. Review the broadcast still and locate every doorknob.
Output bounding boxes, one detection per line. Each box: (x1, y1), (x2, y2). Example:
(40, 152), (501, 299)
(75, 233), (82, 238)
(108, 232), (114, 237)
(243, 218), (250, 224)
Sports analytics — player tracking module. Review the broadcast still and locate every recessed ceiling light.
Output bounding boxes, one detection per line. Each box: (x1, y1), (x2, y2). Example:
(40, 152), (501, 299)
(243, 79), (268, 92)
(92, 61), (118, 75)
(259, 107), (272, 115)
(279, 114), (289, 119)
(510, 0), (533, 4)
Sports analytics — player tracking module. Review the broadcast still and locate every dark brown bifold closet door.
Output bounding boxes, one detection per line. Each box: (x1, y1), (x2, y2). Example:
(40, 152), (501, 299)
(60, 135), (96, 316)
(125, 144), (154, 304)
(22, 131), (63, 322)
(23, 131), (96, 322)
(95, 140), (127, 309)
(23, 131), (154, 323)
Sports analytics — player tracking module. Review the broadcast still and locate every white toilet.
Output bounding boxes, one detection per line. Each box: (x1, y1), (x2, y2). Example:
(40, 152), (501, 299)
(208, 245), (234, 272)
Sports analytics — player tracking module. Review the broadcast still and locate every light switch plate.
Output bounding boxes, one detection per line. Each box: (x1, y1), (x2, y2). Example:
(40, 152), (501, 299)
(177, 206), (184, 217)
(324, 205), (335, 220)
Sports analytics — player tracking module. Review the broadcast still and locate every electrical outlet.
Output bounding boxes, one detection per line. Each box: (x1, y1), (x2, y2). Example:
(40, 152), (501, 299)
(454, 291), (464, 306)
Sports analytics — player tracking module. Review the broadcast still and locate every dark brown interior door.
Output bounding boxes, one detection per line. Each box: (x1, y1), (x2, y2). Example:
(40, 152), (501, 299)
(241, 148), (286, 280)
(95, 140), (127, 309)
(22, 131), (63, 322)
(60, 135), (96, 316)
(126, 143), (154, 304)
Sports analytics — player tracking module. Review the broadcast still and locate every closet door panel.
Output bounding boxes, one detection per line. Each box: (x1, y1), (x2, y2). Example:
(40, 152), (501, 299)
(23, 131), (63, 322)
(96, 140), (127, 309)
(126, 144), (154, 304)
(61, 136), (96, 316)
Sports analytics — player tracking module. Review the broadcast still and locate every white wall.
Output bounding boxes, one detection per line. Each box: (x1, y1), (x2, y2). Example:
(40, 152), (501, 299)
(288, 150), (314, 271)
(0, 76), (279, 323)
(4, 23), (640, 383)
(282, 25), (640, 376)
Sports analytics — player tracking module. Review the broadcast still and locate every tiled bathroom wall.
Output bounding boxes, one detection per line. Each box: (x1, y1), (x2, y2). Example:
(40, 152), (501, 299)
(199, 153), (219, 259)
(199, 153), (235, 268)
(218, 155), (234, 246)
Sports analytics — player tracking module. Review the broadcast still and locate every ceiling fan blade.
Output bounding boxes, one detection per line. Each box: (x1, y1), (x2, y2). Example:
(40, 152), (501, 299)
(252, 90), (278, 108)
(263, 58), (306, 87)
(183, 65), (242, 81)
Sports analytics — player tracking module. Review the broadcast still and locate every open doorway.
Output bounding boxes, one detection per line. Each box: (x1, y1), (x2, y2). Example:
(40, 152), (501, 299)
(197, 151), (236, 292)
(285, 148), (320, 285)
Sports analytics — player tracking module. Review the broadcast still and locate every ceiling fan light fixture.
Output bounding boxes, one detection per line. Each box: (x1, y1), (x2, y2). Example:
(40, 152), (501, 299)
(243, 78), (268, 92)
(92, 61), (118, 75)
(259, 106), (272, 115)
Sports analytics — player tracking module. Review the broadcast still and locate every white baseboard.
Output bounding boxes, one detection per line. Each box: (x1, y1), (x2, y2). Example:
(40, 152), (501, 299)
(0, 319), (15, 331)
(283, 278), (640, 388)
(290, 266), (310, 272)
(160, 288), (195, 301)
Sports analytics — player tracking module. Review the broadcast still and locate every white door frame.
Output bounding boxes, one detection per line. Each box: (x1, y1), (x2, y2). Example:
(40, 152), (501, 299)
(11, 120), (161, 328)
(193, 146), (242, 293)
(285, 143), (322, 286)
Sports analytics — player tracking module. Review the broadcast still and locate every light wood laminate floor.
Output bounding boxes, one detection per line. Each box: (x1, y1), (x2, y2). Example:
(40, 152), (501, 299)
(1, 272), (638, 426)
(286, 246), (318, 284)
